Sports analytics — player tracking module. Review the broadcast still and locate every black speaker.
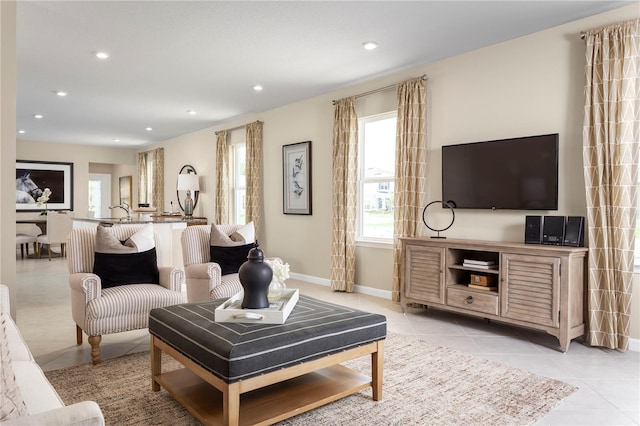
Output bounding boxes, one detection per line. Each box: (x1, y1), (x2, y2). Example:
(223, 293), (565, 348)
(563, 216), (585, 247)
(524, 215), (543, 244)
(542, 216), (566, 245)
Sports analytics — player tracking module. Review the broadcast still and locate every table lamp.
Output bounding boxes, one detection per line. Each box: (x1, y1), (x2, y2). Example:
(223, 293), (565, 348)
(177, 174), (199, 217)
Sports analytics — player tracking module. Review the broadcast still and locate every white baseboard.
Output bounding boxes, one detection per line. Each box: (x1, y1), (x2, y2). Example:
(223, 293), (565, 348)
(289, 272), (392, 300)
(289, 272), (640, 352)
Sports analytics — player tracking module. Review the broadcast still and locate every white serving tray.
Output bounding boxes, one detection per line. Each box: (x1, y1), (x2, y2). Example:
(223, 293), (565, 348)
(214, 289), (299, 324)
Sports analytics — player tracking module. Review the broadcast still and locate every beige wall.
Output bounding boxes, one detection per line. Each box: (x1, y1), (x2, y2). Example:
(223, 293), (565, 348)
(152, 5), (633, 275)
(1, 1), (17, 315)
(144, 5), (639, 338)
(5, 4), (638, 340)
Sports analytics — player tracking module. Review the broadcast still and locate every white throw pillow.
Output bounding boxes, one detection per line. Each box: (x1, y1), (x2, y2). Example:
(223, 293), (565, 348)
(124, 224), (155, 252)
(231, 221), (255, 244)
(95, 224), (156, 254)
(210, 222), (255, 246)
(0, 314), (28, 420)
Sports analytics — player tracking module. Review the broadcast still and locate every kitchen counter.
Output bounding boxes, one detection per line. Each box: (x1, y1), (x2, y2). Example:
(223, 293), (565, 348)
(74, 216), (207, 225)
(73, 216), (208, 266)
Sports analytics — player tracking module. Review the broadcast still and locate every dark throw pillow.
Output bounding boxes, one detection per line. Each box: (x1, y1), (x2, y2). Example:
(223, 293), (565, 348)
(94, 248), (160, 289)
(210, 242), (257, 275)
(93, 224), (159, 289)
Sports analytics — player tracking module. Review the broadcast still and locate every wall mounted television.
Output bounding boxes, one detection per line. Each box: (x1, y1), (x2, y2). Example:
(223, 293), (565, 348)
(441, 133), (559, 210)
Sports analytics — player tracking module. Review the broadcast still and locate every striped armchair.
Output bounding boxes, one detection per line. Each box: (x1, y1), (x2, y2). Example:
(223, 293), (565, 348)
(181, 224), (244, 302)
(68, 225), (185, 364)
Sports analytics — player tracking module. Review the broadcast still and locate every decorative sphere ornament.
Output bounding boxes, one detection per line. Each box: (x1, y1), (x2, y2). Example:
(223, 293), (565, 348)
(422, 200), (456, 239)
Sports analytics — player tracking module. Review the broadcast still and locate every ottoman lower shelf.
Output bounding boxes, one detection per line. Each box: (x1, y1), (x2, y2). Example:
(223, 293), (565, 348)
(151, 335), (384, 426)
(155, 365), (372, 426)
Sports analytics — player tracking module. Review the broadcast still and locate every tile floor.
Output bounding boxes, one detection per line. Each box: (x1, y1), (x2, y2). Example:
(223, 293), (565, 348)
(14, 254), (640, 425)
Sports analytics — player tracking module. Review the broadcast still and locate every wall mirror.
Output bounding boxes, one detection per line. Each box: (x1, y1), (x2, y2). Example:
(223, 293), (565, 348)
(176, 165), (199, 213)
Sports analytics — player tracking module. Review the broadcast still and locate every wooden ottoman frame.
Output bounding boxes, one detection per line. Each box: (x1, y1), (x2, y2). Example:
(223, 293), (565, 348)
(151, 334), (384, 426)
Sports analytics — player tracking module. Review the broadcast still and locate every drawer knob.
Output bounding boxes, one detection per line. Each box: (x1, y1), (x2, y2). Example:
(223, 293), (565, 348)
(465, 296), (474, 304)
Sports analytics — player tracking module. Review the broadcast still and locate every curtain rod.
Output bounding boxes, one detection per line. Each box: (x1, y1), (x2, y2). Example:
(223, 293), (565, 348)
(215, 120), (262, 135)
(581, 18), (639, 40)
(332, 74), (427, 105)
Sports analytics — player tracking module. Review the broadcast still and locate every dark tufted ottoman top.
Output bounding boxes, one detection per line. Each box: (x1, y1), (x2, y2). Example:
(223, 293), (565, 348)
(148, 294), (387, 383)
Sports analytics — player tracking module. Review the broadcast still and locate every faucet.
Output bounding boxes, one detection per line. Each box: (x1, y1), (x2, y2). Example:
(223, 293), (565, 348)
(109, 202), (131, 221)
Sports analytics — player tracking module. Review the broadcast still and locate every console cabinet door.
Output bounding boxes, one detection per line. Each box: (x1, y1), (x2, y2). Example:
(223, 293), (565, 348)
(501, 253), (560, 327)
(404, 245), (445, 304)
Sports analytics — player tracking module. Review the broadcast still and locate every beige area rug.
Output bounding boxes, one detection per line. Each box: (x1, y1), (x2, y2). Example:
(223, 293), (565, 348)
(45, 334), (576, 425)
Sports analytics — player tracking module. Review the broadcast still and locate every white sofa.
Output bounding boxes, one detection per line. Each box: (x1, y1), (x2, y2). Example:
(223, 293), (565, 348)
(0, 284), (104, 425)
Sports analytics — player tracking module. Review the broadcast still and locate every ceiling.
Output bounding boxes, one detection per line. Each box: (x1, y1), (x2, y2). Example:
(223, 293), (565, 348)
(15, 1), (632, 148)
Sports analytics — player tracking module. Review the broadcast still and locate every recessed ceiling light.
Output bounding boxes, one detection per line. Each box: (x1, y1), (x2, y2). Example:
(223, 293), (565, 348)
(113, 138), (120, 142)
(95, 51), (110, 59)
(18, 130), (26, 134)
(55, 91), (68, 97)
(253, 85), (263, 91)
(145, 127), (153, 131)
(362, 41), (378, 50)
(187, 110), (197, 115)
(34, 114), (43, 119)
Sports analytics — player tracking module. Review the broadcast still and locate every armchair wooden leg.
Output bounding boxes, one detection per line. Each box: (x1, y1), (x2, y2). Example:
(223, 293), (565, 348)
(76, 325), (83, 345)
(48, 244), (52, 261)
(88, 335), (102, 365)
(20, 244), (24, 259)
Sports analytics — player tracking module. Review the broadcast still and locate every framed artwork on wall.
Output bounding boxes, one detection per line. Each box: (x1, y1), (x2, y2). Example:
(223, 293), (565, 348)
(15, 160), (74, 212)
(119, 176), (132, 206)
(283, 141), (312, 215)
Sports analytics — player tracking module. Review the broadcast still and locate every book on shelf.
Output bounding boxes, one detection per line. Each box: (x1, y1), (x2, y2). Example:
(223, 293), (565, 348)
(468, 284), (498, 291)
(463, 259), (496, 266)
(462, 262), (498, 270)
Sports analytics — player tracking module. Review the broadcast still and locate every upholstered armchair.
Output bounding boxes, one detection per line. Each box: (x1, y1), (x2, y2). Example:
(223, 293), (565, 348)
(68, 224), (184, 364)
(181, 224), (251, 302)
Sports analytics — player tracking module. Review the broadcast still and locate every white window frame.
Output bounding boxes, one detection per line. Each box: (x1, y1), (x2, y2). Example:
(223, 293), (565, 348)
(356, 111), (397, 246)
(635, 178), (640, 272)
(229, 142), (246, 225)
(635, 211), (640, 273)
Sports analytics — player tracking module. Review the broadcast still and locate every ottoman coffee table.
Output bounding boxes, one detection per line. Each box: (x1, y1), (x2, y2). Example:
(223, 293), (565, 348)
(148, 295), (387, 426)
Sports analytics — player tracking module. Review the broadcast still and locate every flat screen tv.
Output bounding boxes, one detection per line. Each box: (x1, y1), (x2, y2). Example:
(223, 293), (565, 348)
(441, 133), (559, 210)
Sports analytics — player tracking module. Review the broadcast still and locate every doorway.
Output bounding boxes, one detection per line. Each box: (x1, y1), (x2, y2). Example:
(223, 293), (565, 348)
(88, 173), (111, 218)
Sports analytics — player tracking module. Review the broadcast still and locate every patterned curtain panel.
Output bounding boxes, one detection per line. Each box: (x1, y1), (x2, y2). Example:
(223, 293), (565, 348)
(215, 130), (229, 224)
(582, 19), (639, 351)
(245, 121), (263, 234)
(392, 77), (427, 302)
(137, 152), (147, 205)
(151, 148), (164, 211)
(330, 97), (358, 292)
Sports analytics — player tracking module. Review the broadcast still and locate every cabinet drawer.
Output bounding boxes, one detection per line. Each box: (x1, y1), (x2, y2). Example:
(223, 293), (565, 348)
(447, 287), (499, 316)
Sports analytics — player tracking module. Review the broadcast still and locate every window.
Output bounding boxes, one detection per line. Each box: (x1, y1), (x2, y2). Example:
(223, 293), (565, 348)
(357, 112), (397, 241)
(88, 179), (101, 214)
(87, 173), (110, 218)
(635, 211), (639, 269)
(635, 177), (640, 270)
(230, 143), (246, 224)
(138, 150), (155, 207)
